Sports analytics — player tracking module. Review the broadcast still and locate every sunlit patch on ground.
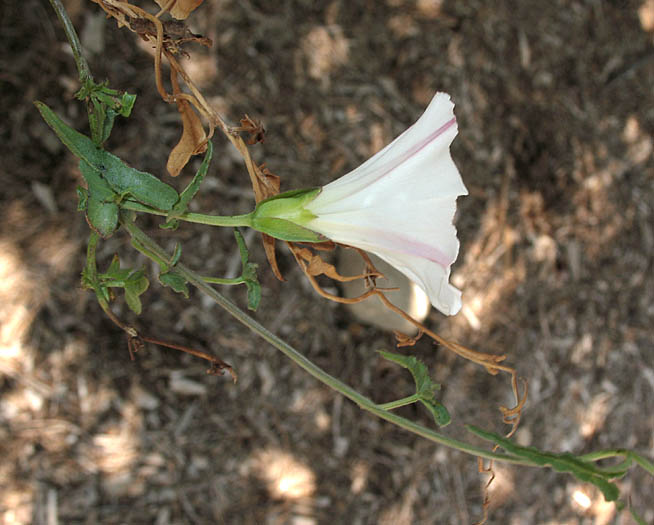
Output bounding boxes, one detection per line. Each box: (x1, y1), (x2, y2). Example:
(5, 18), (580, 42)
(250, 448), (316, 500)
(568, 483), (617, 525)
(639, 0), (654, 32)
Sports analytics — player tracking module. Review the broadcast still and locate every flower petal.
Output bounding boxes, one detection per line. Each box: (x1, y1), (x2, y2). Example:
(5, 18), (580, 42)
(307, 197), (460, 267)
(302, 92), (467, 315)
(310, 93), (466, 211)
(367, 246), (462, 316)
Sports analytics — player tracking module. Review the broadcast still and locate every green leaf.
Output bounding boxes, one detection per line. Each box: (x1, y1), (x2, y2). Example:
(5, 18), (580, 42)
(117, 92), (136, 117)
(170, 243), (183, 267)
(126, 270), (149, 295)
(244, 279), (261, 311)
(420, 400), (451, 427)
(106, 254), (122, 277)
(96, 285), (111, 306)
(466, 425), (623, 502)
(378, 350), (450, 427)
(35, 101), (179, 211)
(378, 351), (440, 398)
(76, 80), (136, 144)
(88, 97), (106, 145)
(99, 108), (118, 145)
(234, 230), (261, 311)
(86, 196), (118, 238)
(124, 287), (143, 314)
(123, 270), (149, 315)
(79, 160), (115, 202)
(162, 141), (213, 230)
(95, 149), (179, 211)
(159, 271), (190, 298)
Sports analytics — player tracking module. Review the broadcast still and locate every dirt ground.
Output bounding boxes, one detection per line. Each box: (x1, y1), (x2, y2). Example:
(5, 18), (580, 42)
(1, 1), (653, 524)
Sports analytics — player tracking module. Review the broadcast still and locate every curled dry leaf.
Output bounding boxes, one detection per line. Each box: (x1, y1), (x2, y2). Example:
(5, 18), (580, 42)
(257, 164), (280, 201)
(167, 98), (207, 177)
(262, 234), (285, 281)
(238, 114), (266, 145)
(293, 246), (369, 282)
(393, 330), (424, 347)
(155, 0), (204, 20)
(131, 18), (212, 52)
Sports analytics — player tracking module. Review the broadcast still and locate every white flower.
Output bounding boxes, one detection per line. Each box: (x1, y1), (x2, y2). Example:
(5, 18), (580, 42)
(302, 93), (468, 315)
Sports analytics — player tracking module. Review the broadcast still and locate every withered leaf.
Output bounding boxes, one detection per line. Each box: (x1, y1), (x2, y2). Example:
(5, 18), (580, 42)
(294, 246), (361, 282)
(239, 114), (266, 145)
(394, 330), (424, 348)
(155, 0), (204, 20)
(257, 164), (280, 201)
(167, 98), (207, 177)
(262, 234), (285, 281)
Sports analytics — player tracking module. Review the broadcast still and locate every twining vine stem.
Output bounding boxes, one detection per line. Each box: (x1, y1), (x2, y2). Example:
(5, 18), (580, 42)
(47, 0), (653, 492)
(121, 213), (534, 466)
(49, 0), (92, 83)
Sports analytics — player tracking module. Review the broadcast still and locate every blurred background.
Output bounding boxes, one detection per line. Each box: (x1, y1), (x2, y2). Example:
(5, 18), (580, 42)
(1, 0), (653, 523)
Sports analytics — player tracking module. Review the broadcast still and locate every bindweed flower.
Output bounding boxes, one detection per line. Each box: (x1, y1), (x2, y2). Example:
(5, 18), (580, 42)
(251, 93), (468, 315)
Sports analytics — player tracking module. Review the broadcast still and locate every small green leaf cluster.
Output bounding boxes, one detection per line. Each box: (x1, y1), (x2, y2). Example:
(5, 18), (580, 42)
(76, 79), (136, 145)
(82, 253), (149, 314)
(378, 350), (451, 427)
(36, 88), (262, 317)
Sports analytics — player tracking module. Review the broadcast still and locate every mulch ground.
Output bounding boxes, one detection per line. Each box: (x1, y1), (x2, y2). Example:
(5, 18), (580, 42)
(1, 1), (653, 523)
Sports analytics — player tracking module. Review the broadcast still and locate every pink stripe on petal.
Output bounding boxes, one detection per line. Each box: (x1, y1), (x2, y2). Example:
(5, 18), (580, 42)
(365, 117), (457, 186)
(348, 227), (455, 268)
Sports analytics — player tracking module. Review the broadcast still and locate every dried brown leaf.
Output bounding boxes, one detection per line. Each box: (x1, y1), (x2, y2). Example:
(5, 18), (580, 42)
(167, 98), (207, 177)
(262, 234), (285, 281)
(258, 164), (280, 199)
(393, 330), (424, 347)
(155, 0), (203, 20)
(238, 114), (266, 145)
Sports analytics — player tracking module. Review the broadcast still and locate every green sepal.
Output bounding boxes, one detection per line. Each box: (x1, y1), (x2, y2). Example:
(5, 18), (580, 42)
(250, 217), (326, 243)
(254, 187), (321, 221)
(250, 187), (327, 243)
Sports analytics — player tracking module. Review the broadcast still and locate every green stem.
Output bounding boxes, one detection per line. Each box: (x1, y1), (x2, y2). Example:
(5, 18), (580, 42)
(48, 0), (92, 83)
(85, 231), (100, 283)
(580, 449), (654, 476)
(377, 394), (420, 411)
(202, 276), (245, 285)
(121, 200), (254, 228)
(119, 213), (536, 466)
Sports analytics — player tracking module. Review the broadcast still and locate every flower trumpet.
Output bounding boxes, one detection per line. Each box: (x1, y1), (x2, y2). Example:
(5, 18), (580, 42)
(251, 93), (468, 315)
